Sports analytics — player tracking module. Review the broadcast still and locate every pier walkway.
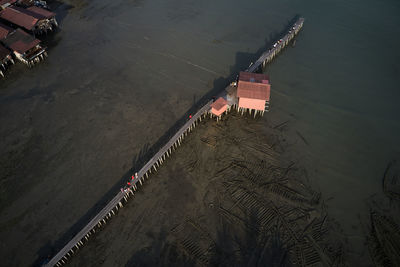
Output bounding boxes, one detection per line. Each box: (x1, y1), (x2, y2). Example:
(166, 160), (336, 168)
(247, 17), (304, 73)
(46, 101), (213, 267)
(45, 17), (304, 267)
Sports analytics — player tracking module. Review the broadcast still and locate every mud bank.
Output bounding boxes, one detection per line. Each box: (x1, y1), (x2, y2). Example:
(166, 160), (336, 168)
(67, 112), (349, 266)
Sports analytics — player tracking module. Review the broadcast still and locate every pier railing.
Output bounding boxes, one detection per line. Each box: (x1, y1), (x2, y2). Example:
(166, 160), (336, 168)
(246, 17), (304, 73)
(45, 100), (213, 267)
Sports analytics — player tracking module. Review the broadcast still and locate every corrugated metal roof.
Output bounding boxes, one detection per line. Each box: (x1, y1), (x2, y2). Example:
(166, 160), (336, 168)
(0, 44), (11, 59)
(239, 71), (269, 83)
(0, 7), (39, 30)
(12, 6), (47, 19)
(0, 22), (13, 39)
(237, 80), (270, 101)
(27, 6), (55, 19)
(0, 0), (17, 6)
(211, 97), (227, 111)
(2, 28), (40, 53)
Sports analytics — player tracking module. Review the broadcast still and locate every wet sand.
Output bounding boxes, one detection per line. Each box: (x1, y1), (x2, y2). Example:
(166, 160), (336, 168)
(66, 112), (349, 266)
(0, 1), (294, 265)
(1, 0), (400, 266)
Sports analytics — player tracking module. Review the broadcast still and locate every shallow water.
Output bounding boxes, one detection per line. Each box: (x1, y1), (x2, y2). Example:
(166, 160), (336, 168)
(0, 0), (399, 265)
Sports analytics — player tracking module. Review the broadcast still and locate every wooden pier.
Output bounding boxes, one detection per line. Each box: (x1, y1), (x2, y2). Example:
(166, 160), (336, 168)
(246, 17), (304, 73)
(45, 17), (304, 267)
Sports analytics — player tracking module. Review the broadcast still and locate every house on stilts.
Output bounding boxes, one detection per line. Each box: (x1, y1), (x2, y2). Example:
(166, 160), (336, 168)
(0, 0), (16, 10)
(0, 44), (12, 76)
(0, 6), (57, 35)
(236, 71), (271, 116)
(0, 22), (14, 75)
(210, 97), (228, 121)
(2, 28), (46, 66)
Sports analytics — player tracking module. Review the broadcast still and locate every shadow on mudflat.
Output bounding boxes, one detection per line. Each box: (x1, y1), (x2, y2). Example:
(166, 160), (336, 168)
(33, 14), (302, 266)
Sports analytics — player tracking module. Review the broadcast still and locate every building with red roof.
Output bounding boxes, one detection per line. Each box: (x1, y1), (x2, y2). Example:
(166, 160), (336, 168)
(236, 71), (271, 115)
(238, 71), (269, 84)
(211, 97), (228, 119)
(0, 22), (14, 75)
(27, 6), (56, 20)
(2, 28), (46, 66)
(0, 6), (57, 34)
(0, 0), (17, 9)
(0, 22), (13, 39)
(0, 7), (38, 31)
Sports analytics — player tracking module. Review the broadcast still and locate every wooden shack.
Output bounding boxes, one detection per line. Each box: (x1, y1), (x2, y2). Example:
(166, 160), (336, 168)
(210, 97), (228, 120)
(0, 0), (16, 10)
(2, 28), (46, 66)
(236, 71), (271, 116)
(27, 6), (57, 27)
(0, 6), (57, 34)
(0, 22), (14, 75)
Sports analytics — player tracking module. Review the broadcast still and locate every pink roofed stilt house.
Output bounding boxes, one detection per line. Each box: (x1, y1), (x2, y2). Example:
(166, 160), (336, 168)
(236, 71), (270, 116)
(210, 97), (228, 121)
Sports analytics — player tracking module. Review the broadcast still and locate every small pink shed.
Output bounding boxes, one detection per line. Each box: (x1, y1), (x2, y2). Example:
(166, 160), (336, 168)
(211, 97), (227, 116)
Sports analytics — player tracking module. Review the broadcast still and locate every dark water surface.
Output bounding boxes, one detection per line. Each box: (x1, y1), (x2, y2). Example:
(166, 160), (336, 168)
(0, 0), (399, 266)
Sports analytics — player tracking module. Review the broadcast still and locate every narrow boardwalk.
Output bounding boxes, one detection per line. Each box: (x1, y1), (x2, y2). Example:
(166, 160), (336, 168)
(247, 17), (304, 73)
(45, 17), (304, 267)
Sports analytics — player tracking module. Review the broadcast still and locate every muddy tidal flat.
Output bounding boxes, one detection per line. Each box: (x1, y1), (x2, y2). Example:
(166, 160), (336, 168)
(67, 112), (349, 267)
(1, 0), (400, 266)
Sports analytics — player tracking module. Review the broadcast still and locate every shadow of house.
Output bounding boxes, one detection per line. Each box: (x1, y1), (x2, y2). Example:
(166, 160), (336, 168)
(33, 14), (302, 266)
